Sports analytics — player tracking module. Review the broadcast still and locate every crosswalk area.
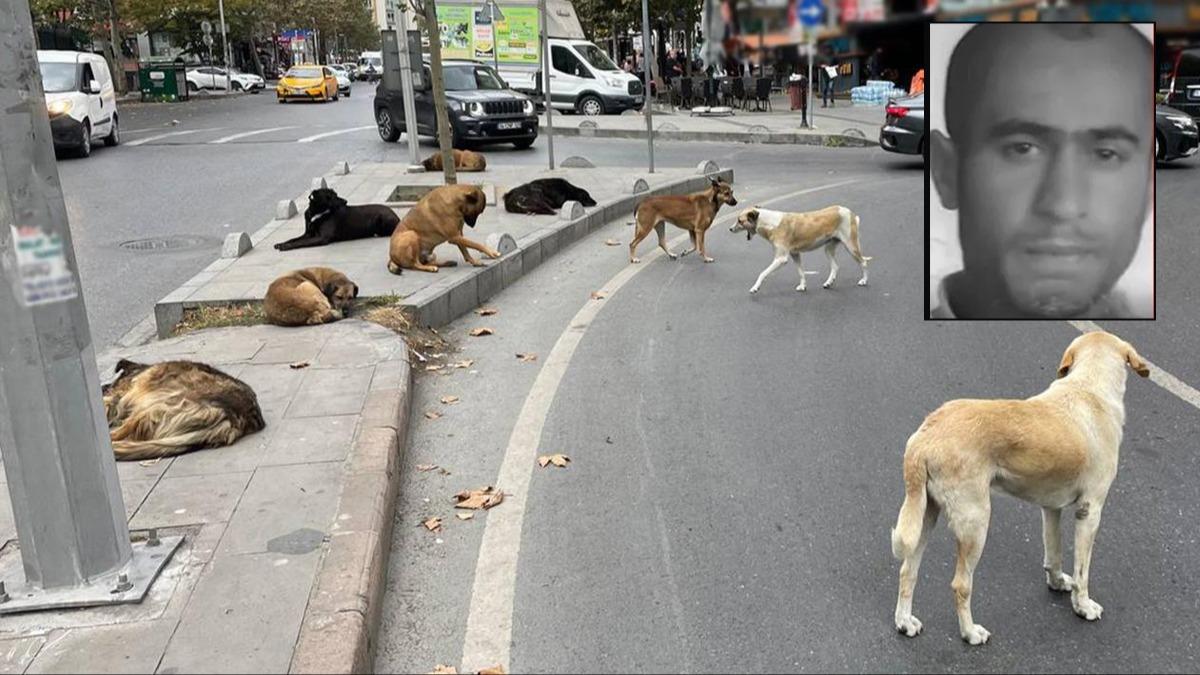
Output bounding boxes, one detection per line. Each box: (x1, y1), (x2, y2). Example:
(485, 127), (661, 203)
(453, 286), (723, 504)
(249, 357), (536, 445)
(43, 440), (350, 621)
(122, 124), (379, 146)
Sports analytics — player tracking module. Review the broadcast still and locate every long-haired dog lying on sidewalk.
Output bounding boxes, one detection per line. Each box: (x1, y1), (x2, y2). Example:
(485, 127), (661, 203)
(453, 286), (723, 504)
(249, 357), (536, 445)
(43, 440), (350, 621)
(102, 360), (266, 461)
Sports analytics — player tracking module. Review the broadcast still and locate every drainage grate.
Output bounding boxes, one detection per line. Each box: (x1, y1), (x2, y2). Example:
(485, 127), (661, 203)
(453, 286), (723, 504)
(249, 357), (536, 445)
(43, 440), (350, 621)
(119, 236), (213, 252)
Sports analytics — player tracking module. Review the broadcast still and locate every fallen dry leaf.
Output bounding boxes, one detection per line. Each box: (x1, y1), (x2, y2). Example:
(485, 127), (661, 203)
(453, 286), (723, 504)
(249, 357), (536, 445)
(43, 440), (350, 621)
(476, 307), (499, 316)
(416, 464), (439, 472)
(477, 666), (506, 675)
(430, 665), (457, 675)
(469, 327), (494, 337)
(604, 239), (621, 246)
(425, 410), (444, 420)
(515, 352), (538, 362)
(451, 359), (475, 369)
(454, 486), (505, 510)
(289, 360), (310, 369)
(425, 364), (445, 372)
(440, 396), (460, 405)
(422, 517), (443, 532)
(537, 454), (571, 468)
(590, 291), (608, 300)
(456, 512), (474, 521)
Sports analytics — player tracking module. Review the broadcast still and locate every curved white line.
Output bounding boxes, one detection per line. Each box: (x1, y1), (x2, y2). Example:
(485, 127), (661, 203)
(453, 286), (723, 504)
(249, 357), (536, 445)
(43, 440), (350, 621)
(125, 128), (220, 147)
(296, 125), (374, 143)
(459, 177), (864, 673)
(208, 126), (297, 144)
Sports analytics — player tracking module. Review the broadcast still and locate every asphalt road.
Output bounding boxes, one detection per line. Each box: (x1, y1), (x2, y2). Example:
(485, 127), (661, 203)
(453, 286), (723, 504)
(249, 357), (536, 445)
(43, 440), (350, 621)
(374, 144), (1200, 673)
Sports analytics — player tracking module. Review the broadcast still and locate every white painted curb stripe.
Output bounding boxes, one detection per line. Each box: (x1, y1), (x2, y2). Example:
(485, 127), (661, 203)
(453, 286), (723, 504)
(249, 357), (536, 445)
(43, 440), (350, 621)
(296, 125), (374, 143)
(208, 126), (296, 144)
(459, 177), (864, 673)
(125, 128), (218, 147)
(1069, 320), (1200, 410)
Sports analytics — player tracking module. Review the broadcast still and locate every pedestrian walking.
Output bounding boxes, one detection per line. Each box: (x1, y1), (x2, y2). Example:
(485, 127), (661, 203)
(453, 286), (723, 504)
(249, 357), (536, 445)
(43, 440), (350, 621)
(821, 55), (837, 107)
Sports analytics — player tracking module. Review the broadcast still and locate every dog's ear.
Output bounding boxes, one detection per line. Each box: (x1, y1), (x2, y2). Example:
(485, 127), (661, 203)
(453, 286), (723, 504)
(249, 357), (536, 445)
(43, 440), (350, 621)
(746, 209), (759, 223)
(1056, 346), (1075, 379)
(114, 358), (141, 376)
(322, 281), (337, 298)
(352, 283), (360, 298)
(1124, 342), (1150, 378)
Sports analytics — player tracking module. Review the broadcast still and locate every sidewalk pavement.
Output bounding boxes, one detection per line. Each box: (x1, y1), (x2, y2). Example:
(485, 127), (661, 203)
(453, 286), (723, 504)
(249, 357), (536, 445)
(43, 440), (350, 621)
(541, 93), (889, 146)
(0, 157), (733, 674)
(153, 161), (734, 337)
(0, 320), (409, 674)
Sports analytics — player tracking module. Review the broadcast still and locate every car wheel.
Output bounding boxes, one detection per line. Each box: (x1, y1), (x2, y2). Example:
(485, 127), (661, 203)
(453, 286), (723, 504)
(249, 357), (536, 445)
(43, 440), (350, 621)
(376, 108), (401, 142)
(512, 138), (535, 150)
(232, 81), (243, 91)
(77, 121), (92, 158)
(1155, 132), (1163, 161)
(578, 95), (604, 116)
(278, 97), (287, 104)
(104, 114), (119, 147)
(187, 81), (198, 92)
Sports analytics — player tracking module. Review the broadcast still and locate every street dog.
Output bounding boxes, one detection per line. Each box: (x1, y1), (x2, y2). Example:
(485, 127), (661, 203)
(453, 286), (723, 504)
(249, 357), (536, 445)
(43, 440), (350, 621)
(102, 359), (266, 461)
(275, 187), (399, 251)
(387, 184), (497, 274)
(629, 178), (737, 263)
(891, 331), (1149, 645)
(503, 178), (597, 215)
(422, 148), (487, 172)
(264, 267), (359, 326)
(729, 205), (872, 294)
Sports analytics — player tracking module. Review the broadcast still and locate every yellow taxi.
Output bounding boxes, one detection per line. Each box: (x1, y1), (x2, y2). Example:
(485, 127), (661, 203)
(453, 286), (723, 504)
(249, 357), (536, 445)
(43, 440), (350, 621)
(276, 64), (339, 103)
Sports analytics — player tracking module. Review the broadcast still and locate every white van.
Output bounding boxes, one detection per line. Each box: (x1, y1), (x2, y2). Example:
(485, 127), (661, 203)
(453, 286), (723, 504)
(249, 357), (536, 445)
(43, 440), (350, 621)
(37, 50), (119, 158)
(542, 38), (643, 115)
(357, 51), (383, 81)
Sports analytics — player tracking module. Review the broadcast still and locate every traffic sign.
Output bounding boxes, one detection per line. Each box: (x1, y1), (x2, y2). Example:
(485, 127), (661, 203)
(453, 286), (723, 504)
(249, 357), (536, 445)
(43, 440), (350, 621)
(203, 34), (214, 47)
(798, 0), (825, 27)
(201, 20), (212, 34)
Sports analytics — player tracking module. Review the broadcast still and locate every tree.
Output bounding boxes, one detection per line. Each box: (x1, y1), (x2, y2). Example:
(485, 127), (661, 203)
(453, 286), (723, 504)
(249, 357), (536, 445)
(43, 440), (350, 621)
(30, 0), (128, 92)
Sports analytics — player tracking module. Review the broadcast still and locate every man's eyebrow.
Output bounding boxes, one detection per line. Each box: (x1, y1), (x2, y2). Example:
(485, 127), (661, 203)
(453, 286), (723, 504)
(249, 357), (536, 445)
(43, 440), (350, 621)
(984, 120), (1143, 145)
(1085, 126), (1142, 145)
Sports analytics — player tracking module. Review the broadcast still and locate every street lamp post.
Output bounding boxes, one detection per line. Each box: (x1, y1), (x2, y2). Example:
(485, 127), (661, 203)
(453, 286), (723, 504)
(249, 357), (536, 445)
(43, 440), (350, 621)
(640, 0), (654, 173)
(538, 0), (554, 170)
(218, 0), (230, 90)
(482, 0), (504, 79)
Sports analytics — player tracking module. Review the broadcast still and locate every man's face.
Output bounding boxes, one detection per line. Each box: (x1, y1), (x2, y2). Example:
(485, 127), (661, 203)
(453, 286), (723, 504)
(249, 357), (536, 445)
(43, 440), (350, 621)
(948, 27), (1150, 317)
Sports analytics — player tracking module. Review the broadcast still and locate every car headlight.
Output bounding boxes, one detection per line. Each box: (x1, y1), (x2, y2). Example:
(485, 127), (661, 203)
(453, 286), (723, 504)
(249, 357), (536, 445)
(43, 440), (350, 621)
(1167, 115), (1197, 130)
(46, 99), (72, 116)
(467, 102), (484, 117)
(606, 76), (624, 88)
(523, 99), (534, 114)
(447, 100), (463, 111)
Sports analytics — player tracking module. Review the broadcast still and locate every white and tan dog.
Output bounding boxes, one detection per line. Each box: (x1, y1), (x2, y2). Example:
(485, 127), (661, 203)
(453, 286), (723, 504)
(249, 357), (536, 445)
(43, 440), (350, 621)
(891, 331), (1150, 645)
(729, 205), (871, 294)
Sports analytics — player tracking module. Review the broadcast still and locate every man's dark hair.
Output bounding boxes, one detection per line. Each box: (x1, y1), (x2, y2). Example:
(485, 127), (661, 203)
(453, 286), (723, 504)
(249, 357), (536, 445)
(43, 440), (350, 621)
(944, 23), (1150, 143)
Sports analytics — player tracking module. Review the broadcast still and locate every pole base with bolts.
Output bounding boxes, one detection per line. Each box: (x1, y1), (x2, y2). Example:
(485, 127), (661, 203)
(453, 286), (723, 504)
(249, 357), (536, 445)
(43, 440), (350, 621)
(0, 535), (183, 615)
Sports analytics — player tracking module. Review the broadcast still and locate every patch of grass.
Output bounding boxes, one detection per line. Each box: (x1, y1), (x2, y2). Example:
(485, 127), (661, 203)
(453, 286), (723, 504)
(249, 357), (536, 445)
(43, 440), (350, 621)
(172, 303), (265, 336)
(823, 135), (848, 148)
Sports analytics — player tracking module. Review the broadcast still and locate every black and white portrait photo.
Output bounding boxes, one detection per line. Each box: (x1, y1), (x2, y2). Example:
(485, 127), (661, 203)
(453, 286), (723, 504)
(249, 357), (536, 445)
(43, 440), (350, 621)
(928, 22), (1155, 320)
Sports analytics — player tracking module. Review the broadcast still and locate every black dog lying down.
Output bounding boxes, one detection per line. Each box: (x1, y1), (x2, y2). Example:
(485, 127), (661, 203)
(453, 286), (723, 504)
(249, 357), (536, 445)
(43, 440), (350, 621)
(503, 178), (597, 215)
(275, 188), (400, 251)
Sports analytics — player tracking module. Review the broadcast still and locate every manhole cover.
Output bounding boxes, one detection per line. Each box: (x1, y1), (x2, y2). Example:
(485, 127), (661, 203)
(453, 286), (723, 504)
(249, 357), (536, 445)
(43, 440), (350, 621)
(119, 236), (212, 252)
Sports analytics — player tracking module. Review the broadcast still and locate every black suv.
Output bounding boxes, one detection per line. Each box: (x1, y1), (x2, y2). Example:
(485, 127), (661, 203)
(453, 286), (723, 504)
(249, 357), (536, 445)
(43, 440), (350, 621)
(374, 60), (538, 149)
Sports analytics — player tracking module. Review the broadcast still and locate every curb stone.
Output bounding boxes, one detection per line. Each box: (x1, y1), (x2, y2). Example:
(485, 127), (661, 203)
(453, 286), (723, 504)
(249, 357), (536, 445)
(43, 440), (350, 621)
(541, 123), (877, 147)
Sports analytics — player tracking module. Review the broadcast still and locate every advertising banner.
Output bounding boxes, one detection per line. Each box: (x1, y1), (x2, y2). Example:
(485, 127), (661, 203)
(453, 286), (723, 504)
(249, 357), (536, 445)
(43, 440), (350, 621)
(437, 4), (540, 65)
(437, 5), (473, 58)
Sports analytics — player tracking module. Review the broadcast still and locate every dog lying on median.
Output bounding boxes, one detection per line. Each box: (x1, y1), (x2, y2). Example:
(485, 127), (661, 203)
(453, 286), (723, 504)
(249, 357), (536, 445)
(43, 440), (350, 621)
(728, 205), (871, 294)
(629, 178), (737, 263)
(102, 359), (266, 461)
(503, 178), (597, 215)
(275, 187), (399, 251)
(388, 184), (497, 274)
(891, 331), (1149, 645)
(422, 148), (487, 172)
(264, 267), (358, 326)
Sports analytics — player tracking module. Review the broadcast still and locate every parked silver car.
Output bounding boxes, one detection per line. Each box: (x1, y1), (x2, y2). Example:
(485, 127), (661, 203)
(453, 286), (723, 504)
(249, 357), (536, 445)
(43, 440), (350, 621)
(879, 93), (925, 160)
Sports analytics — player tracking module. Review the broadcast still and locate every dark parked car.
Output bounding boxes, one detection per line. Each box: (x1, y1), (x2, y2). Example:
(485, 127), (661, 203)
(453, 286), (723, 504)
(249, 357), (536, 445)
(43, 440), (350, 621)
(1156, 103), (1198, 162)
(879, 93), (925, 160)
(374, 60), (538, 150)
(1160, 47), (1200, 121)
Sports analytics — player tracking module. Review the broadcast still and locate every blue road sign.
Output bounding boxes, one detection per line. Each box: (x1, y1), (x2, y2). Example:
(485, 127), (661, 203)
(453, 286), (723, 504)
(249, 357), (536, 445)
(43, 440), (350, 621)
(798, 0), (825, 27)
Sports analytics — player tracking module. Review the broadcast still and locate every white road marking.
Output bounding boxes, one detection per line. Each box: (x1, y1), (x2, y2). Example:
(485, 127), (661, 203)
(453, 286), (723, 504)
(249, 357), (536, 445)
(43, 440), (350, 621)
(1069, 320), (1200, 410)
(208, 126), (297, 144)
(296, 125), (374, 143)
(459, 177), (863, 673)
(124, 128), (220, 147)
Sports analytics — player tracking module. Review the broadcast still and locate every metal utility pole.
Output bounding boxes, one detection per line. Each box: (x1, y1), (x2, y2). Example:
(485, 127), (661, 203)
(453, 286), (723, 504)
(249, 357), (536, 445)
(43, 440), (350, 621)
(423, 0), (458, 184)
(218, 0), (231, 90)
(0, 0), (181, 614)
(806, 31), (814, 129)
(640, 0), (654, 173)
(395, 11), (424, 172)
(482, 0), (504, 79)
(538, 0), (555, 169)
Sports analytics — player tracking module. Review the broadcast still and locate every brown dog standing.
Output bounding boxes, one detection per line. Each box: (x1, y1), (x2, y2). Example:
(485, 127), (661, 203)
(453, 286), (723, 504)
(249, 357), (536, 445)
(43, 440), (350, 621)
(388, 184), (498, 274)
(422, 149), (487, 172)
(264, 267), (359, 326)
(629, 178), (738, 263)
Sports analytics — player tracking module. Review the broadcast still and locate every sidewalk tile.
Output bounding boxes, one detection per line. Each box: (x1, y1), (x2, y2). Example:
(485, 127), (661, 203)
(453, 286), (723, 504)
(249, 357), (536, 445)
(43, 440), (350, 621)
(25, 619), (175, 674)
(218, 463), (341, 556)
(251, 337), (329, 365)
(285, 367), (373, 419)
(260, 415), (357, 466)
(0, 635), (46, 674)
(130, 472), (252, 529)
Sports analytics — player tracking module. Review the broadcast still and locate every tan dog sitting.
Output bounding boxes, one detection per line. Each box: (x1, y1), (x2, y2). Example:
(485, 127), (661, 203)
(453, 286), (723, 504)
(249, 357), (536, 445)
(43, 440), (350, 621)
(263, 267), (359, 326)
(422, 149), (487, 172)
(891, 331), (1149, 645)
(387, 184), (497, 274)
(629, 178), (738, 263)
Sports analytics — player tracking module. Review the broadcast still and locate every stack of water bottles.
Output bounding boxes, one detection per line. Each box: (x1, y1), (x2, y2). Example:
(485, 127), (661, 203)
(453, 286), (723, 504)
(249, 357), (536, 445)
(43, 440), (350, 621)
(850, 80), (908, 105)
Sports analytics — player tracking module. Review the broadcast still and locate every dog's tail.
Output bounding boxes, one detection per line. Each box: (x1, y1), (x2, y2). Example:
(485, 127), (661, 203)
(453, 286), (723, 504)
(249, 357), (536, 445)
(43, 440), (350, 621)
(850, 213), (874, 262)
(891, 438), (930, 560)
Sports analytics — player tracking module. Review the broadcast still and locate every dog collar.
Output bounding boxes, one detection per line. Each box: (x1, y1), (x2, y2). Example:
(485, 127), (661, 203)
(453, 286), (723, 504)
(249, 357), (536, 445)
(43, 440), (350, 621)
(309, 209), (332, 222)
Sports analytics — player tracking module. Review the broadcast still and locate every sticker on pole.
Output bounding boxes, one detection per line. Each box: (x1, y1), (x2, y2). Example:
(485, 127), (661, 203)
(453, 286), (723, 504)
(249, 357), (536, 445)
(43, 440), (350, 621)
(10, 225), (79, 306)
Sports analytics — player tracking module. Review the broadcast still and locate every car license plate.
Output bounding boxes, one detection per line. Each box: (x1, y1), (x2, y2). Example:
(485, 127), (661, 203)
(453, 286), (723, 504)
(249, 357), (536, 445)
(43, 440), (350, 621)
(497, 121), (521, 130)
(1189, 86), (1200, 100)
